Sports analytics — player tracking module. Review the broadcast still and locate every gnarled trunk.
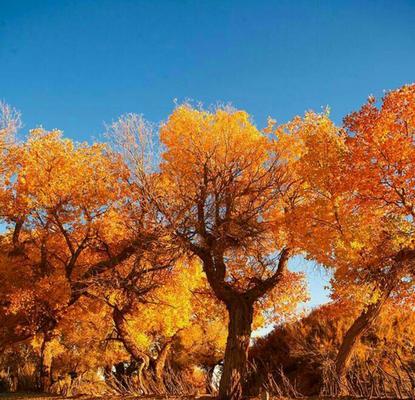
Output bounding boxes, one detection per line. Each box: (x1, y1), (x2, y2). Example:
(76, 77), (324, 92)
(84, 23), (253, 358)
(145, 338), (174, 393)
(335, 292), (389, 394)
(113, 306), (150, 393)
(38, 332), (53, 392)
(154, 340), (173, 380)
(37, 316), (58, 392)
(219, 297), (254, 400)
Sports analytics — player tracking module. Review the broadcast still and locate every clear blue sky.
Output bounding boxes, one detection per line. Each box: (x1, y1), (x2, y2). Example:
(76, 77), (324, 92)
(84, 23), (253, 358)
(1, 0), (414, 308)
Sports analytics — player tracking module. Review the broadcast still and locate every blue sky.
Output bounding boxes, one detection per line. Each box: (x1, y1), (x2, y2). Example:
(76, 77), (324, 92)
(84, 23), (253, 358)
(1, 0), (414, 308)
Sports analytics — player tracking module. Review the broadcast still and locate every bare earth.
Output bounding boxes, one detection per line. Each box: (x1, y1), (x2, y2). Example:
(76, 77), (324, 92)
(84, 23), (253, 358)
(0, 395), (217, 400)
(0, 394), (181, 400)
(0, 395), (200, 400)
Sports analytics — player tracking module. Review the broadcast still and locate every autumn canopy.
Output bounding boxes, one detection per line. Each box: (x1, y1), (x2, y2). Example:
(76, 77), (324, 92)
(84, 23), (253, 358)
(1, 84), (415, 399)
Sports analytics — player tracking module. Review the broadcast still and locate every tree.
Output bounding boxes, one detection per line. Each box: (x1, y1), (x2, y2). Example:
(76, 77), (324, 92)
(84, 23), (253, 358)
(0, 101), (20, 155)
(250, 300), (415, 397)
(0, 127), (157, 390)
(114, 105), (307, 400)
(331, 84), (415, 392)
(273, 87), (415, 394)
(99, 257), (205, 393)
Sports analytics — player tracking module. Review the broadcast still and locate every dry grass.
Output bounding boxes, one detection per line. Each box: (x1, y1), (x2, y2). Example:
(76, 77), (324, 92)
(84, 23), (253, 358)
(0, 396), (398, 400)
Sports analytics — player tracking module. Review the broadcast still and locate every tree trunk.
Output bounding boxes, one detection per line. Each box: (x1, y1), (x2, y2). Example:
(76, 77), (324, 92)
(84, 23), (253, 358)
(113, 307), (149, 366)
(154, 340), (173, 380)
(219, 297), (254, 400)
(39, 332), (53, 392)
(335, 292), (389, 394)
(113, 306), (150, 394)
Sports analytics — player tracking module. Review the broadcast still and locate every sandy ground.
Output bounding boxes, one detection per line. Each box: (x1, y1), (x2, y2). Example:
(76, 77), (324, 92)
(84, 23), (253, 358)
(0, 396), (379, 400)
(0, 394), (150, 399)
(0, 397), (224, 400)
(0, 394), (78, 400)
(0, 395), (63, 399)
(0, 395), (193, 400)
(0, 395), (216, 400)
(0, 397), (228, 400)
(0, 396), (149, 399)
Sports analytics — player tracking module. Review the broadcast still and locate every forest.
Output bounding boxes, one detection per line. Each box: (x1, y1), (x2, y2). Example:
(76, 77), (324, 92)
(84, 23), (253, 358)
(1, 83), (415, 400)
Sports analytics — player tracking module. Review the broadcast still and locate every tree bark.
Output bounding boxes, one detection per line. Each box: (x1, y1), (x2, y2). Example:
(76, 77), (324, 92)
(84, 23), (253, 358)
(112, 306), (150, 394)
(38, 331), (53, 392)
(113, 307), (149, 366)
(335, 291), (390, 394)
(197, 247), (290, 400)
(219, 297), (254, 400)
(154, 340), (173, 380)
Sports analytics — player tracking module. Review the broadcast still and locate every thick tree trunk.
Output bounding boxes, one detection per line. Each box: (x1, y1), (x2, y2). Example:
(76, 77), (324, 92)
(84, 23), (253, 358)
(113, 307), (149, 366)
(219, 297), (254, 400)
(335, 292), (389, 394)
(145, 339), (173, 393)
(38, 332), (53, 392)
(113, 306), (150, 394)
(154, 340), (172, 380)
